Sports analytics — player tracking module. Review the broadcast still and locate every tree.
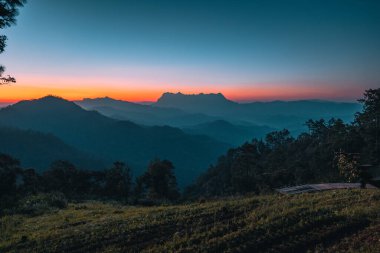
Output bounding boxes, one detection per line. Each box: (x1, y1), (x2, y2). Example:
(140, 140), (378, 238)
(335, 152), (372, 188)
(355, 88), (380, 165)
(0, 0), (26, 84)
(20, 168), (42, 195)
(265, 129), (293, 150)
(0, 153), (20, 197)
(43, 160), (79, 197)
(104, 161), (133, 201)
(137, 159), (180, 201)
(336, 153), (360, 183)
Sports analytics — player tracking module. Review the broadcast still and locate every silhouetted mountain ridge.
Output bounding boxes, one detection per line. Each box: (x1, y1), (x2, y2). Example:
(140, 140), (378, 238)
(152, 92), (361, 133)
(0, 126), (104, 170)
(76, 93), (361, 139)
(0, 96), (230, 186)
(183, 120), (274, 146)
(155, 92), (237, 112)
(76, 96), (221, 127)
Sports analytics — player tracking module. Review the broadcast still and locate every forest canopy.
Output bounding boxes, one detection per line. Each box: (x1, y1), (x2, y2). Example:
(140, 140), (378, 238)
(185, 88), (380, 198)
(0, 88), (379, 213)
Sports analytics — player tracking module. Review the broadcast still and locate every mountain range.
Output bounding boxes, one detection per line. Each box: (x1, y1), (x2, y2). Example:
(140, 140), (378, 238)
(0, 102), (11, 108)
(0, 126), (103, 170)
(76, 96), (220, 127)
(77, 92), (361, 136)
(182, 120), (274, 145)
(154, 93), (361, 131)
(0, 93), (362, 186)
(0, 96), (229, 186)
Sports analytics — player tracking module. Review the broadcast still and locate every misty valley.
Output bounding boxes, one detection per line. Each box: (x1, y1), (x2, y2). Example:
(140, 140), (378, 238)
(0, 92), (362, 186)
(1, 89), (380, 252)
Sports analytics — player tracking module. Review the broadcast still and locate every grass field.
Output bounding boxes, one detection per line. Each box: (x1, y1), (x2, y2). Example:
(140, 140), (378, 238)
(1, 189), (379, 253)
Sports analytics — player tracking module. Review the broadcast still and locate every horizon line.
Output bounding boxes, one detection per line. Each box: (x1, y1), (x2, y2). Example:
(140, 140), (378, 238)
(0, 92), (360, 105)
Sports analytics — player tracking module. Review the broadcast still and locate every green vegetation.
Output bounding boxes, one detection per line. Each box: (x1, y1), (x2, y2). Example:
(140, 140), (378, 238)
(1, 189), (379, 253)
(135, 159), (180, 202)
(0, 126), (105, 171)
(0, 89), (379, 252)
(0, 156), (181, 215)
(0, 95), (230, 187)
(186, 89), (380, 198)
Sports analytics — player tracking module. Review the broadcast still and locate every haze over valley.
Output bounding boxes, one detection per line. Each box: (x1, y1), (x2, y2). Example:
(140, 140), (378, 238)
(0, 92), (362, 187)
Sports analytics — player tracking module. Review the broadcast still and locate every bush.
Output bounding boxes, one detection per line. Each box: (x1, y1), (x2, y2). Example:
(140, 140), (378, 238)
(17, 192), (68, 215)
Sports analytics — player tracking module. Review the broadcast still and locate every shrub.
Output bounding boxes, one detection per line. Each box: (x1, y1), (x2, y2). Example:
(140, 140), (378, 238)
(17, 192), (68, 215)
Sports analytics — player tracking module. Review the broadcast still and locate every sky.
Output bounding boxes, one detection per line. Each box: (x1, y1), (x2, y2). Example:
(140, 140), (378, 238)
(0, 0), (380, 102)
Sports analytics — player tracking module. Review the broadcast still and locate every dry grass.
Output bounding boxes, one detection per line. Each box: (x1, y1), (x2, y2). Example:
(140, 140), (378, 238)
(1, 189), (379, 253)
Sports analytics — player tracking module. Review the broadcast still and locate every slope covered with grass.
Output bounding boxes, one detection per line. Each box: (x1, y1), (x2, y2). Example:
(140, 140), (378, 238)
(1, 190), (379, 253)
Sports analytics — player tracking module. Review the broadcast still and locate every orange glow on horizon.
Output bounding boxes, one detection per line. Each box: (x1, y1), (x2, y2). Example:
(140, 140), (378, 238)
(0, 74), (364, 103)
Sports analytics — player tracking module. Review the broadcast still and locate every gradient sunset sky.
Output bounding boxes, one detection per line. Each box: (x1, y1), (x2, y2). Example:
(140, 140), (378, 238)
(1, 0), (380, 102)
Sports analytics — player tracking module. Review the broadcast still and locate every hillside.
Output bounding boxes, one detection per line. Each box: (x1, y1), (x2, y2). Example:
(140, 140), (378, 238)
(154, 92), (360, 119)
(0, 96), (230, 186)
(77, 97), (275, 146)
(155, 92), (237, 113)
(0, 102), (11, 108)
(1, 190), (379, 253)
(154, 92), (361, 133)
(183, 120), (274, 146)
(76, 97), (219, 127)
(0, 126), (104, 170)
(76, 94), (361, 141)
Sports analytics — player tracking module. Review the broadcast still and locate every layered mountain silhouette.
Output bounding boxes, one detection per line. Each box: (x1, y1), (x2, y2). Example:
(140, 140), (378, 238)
(78, 93), (361, 138)
(155, 92), (237, 113)
(0, 96), (230, 186)
(76, 96), (276, 145)
(76, 97), (219, 127)
(153, 92), (361, 134)
(0, 126), (103, 170)
(0, 102), (11, 108)
(0, 93), (362, 186)
(183, 120), (274, 146)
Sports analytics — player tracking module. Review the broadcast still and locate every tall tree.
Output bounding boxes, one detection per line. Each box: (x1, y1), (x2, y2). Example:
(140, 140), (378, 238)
(355, 88), (380, 165)
(104, 161), (133, 201)
(137, 159), (180, 201)
(43, 160), (79, 197)
(0, 0), (26, 83)
(20, 168), (42, 195)
(0, 153), (20, 197)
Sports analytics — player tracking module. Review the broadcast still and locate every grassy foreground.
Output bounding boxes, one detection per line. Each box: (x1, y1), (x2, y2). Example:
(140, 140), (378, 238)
(1, 190), (379, 253)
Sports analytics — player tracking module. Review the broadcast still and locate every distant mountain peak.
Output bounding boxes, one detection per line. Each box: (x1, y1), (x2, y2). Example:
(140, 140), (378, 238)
(81, 96), (117, 102)
(160, 92), (227, 99)
(5, 95), (82, 113)
(78, 96), (138, 108)
(155, 92), (236, 113)
(157, 92), (231, 104)
(38, 95), (67, 102)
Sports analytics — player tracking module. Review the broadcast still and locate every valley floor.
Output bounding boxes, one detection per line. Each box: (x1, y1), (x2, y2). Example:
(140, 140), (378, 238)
(1, 190), (380, 253)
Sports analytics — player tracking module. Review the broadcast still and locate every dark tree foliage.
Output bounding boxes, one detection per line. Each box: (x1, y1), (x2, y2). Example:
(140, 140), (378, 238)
(355, 88), (380, 165)
(104, 161), (133, 200)
(185, 89), (380, 199)
(19, 168), (42, 195)
(0, 153), (21, 212)
(0, 153), (20, 197)
(41, 160), (134, 201)
(1, 88), (379, 210)
(43, 160), (81, 198)
(0, 0), (26, 83)
(0, 154), (180, 214)
(136, 159), (180, 201)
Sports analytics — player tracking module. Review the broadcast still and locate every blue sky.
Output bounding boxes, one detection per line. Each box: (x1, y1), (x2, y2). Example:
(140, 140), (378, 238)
(1, 0), (380, 101)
